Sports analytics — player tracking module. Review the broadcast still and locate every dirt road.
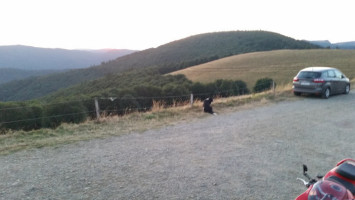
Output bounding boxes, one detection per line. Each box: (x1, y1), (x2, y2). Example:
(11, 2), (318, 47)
(1, 92), (355, 200)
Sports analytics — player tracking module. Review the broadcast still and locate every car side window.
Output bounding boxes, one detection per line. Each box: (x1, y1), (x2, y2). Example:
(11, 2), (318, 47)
(322, 71), (328, 78)
(327, 70), (336, 78)
(334, 70), (342, 79)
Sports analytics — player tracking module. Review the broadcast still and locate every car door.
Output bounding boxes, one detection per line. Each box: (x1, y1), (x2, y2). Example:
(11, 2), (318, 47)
(334, 70), (344, 93)
(335, 70), (348, 93)
(327, 70), (338, 94)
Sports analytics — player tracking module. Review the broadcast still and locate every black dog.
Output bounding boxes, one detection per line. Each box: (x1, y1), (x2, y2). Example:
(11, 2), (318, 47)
(203, 97), (214, 114)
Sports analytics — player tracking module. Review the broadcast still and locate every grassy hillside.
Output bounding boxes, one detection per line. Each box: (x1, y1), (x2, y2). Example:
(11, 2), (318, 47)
(0, 31), (319, 101)
(171, 49), (355, 88)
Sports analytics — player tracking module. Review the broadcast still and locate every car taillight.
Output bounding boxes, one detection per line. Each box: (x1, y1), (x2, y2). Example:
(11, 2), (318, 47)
(293, 77), (299, 82)
(313, 79), (325, 83)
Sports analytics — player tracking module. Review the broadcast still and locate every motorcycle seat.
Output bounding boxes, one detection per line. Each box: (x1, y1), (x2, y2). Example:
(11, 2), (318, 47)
(336, 162), (355, 180)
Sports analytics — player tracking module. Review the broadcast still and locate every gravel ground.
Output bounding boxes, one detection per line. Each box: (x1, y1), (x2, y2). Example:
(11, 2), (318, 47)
(1, 92), (355, 200)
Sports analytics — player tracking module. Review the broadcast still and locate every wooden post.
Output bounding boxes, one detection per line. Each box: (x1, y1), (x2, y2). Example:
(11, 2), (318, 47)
(190, 93), (194, 107)
(95, 97), (100, 119)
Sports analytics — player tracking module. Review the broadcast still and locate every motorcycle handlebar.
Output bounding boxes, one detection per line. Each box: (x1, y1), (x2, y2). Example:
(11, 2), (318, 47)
(297, 178), (308, 186)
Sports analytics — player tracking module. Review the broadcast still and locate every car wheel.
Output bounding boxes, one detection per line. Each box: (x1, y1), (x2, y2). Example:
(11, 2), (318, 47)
(322, 87), (330, 99)
(294, 91), (301, 96)
(344, 84), (350, 94)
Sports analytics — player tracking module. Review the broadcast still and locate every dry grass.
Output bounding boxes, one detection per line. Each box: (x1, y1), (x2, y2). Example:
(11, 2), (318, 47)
(0, 86), (294, 155)
(170, 49), (355, 89)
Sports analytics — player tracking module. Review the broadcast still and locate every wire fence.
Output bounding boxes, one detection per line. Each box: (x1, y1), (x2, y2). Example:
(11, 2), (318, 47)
(1, 111), (96, 125)
(0, 81), (276, 130)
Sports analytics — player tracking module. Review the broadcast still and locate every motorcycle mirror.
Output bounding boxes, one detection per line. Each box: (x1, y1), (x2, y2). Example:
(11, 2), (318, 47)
(303, 164), (308, 174)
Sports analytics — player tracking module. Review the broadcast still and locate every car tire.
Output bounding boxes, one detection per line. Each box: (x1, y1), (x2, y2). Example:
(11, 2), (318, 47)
(294, 92), (301, 96)
(322, 87), (330, 99)
(344, 84), (350, 94)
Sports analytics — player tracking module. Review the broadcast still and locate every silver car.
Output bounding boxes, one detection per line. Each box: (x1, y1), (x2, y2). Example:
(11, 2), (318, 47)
(292, 67), (350, 99)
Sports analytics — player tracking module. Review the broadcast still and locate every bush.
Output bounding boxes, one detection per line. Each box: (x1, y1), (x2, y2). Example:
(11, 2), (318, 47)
(0, 102), (43, 131)
(190, 79), (249, 100)
(253, 78), (274, 93)
(42, 101), (88, 128)
(162, 84), (190, 105)
(134, 85), (162, 111)
(118, 94), (141, 114)
(234, 80), (249, 95)
(212, 79), (249, 97)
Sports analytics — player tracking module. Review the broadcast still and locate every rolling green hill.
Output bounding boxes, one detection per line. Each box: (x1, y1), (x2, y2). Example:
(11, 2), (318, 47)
(0, 31), (318, 102)
(171, 49), (355, 88)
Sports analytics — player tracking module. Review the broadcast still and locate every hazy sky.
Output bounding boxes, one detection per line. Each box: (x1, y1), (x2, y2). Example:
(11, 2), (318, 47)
(1, 0), (354, 50)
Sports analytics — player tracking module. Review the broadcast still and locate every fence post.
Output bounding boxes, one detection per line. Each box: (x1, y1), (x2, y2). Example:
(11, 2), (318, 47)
(95, 97), (100, 119)
(272, 81), (276, 96)
(190, 93), (194, 107)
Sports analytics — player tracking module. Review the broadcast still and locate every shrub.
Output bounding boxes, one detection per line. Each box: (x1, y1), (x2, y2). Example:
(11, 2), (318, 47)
(0, 102), (43, 131)
(253, 78), (274, 93)
(162, 84), (190, 105)
(42, 101), (88, 128)
(189, 79), (249, 100)
(118, 94), (141, 114)
(234, 80), (249, 95)
(213, 79), (249, 97)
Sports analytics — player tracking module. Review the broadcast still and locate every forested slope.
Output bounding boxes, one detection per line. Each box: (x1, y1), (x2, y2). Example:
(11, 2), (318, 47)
(0, 68), (62, 84)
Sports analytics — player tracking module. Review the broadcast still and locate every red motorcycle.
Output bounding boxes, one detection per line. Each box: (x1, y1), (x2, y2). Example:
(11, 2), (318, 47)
(296, 159), (355, 200)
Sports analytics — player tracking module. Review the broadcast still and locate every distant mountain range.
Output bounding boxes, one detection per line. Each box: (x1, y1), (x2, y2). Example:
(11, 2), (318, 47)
(308, 40), (355, 49)
(0, 45), (137, 84)
(0, 45), (137, 70)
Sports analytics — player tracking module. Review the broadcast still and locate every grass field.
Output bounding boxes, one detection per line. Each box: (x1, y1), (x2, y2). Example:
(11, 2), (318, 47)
(170, 49), (355, 89)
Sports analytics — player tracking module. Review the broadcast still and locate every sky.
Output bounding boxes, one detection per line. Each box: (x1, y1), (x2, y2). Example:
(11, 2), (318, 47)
(1, 0), (354, 50)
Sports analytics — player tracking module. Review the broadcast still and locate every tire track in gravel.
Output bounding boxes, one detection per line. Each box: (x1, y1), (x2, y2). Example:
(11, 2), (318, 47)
(1, 91), (355, 200)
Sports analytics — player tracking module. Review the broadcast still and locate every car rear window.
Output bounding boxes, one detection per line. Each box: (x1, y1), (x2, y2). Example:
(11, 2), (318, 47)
(297, 71), (321, 79)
